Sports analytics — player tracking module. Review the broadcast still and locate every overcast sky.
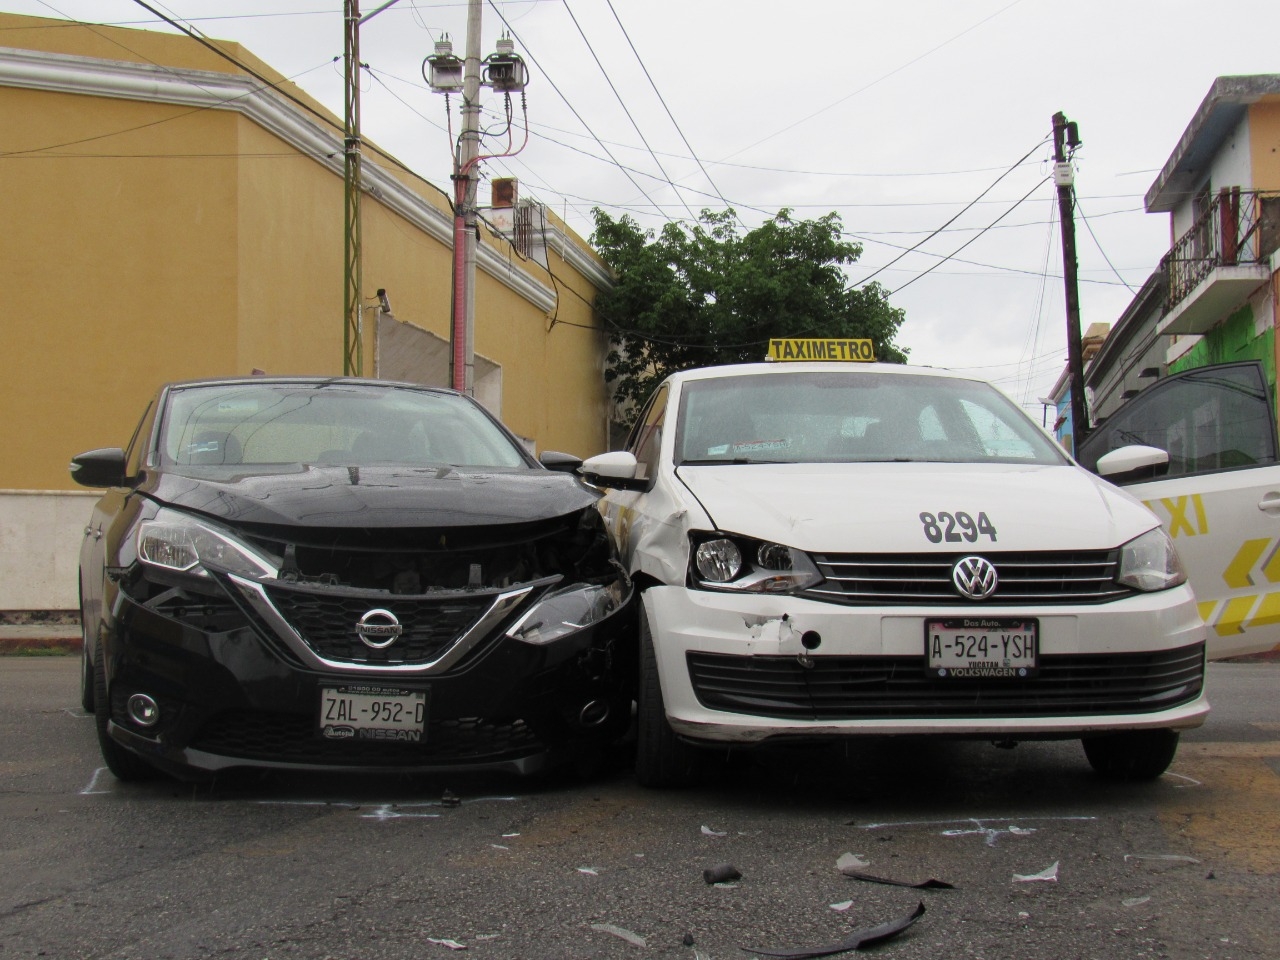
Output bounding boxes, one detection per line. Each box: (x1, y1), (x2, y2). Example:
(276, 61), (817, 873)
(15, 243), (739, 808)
(8, 0), (1280, 414)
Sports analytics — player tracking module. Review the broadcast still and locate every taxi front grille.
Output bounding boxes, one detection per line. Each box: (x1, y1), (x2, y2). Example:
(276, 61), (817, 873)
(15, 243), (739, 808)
(805, 550), (1129, 606)
(687, 644), (1204, 720)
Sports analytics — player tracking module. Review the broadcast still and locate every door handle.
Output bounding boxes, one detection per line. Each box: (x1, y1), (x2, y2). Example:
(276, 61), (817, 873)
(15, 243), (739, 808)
(1257, 492), (1280, 515)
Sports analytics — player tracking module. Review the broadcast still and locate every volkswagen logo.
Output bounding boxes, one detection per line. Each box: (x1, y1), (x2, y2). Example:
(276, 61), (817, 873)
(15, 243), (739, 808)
(356, 608), (403, 649)
(952, 556), (998, 600)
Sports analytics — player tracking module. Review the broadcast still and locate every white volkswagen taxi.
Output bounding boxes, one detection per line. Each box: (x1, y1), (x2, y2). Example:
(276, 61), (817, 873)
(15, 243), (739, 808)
(581, 345), (1208, 787)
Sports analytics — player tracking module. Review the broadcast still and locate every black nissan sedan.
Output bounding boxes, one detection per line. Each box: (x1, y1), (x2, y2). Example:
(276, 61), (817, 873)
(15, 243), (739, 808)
(72, 377), (635, 781)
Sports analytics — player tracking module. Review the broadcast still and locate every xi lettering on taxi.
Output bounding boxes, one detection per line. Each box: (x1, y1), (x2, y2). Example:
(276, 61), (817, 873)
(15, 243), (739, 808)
(1145, 493), (1280, 636)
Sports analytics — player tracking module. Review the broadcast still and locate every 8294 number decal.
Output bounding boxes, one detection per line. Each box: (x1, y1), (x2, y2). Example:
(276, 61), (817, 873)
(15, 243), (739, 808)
(919, 511), (997, 543)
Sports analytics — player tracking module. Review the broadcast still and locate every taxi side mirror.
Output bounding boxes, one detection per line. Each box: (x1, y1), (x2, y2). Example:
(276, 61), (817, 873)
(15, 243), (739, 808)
(579, 451), (646, 490)
(1095, 444), (1169, 483)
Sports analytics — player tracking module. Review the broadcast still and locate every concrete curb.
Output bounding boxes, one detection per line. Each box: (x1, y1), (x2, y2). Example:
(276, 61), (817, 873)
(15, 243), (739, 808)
(0, 626), (81, 656)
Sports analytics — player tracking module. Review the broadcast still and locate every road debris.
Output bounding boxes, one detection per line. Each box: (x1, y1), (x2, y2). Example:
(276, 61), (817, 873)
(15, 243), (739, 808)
(591, 923), (647, 948)
(744, 901), (926, 958)
(703, 862), (742, 884)
(1123, 854), (1201, 864)
(426, 937), (467, 950)
(1122, 896), (1152, 907)
(441, 789), (461, 808)
(702, 825), (729, 836)
(1013, 861), (1059, 883)
(577, 867), (600, 876)
(841, 870), (955, 890)
(835, 853), (870, 872)
(829, 900), (854, 912)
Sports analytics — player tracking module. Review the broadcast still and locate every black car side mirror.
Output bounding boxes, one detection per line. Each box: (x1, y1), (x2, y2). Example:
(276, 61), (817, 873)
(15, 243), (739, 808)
(539, 450), (583, 473)
(70, 447), (129, 488)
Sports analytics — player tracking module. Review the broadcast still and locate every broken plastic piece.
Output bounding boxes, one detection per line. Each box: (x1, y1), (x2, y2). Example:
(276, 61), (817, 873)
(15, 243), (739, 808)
(702, 825), (728, 836)
(1122, 896), (1151, 907)
(842, 870), (954, 890)
(1013, 861), (1059, 883)
(829, 900), (854, 912)
(704, 862), (742, 884)
(577, 867), (600, 876)
(426, 937), (467, 950)
(835, 853), (870, 872)
(591, 924), (646, 948)
(744, 901), (925, 958)
(1123, 854), (1200, 864)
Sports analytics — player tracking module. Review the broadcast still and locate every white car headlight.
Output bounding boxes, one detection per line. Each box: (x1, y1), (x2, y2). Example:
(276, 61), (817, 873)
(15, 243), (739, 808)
(137, 507), (279, 580)
(1117, 527), (1187, 592)
(506, 580), (629, 646)
(691, 535), (823, 594)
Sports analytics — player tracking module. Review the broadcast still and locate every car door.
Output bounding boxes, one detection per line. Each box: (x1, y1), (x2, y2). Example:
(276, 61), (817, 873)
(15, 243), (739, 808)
(1079, 361), (1280, 659)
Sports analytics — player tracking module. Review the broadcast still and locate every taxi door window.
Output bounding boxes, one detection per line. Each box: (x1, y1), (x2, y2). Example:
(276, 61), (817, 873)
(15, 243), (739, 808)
(1078, 361), (1276, 479)
(628, 386), (668, 482)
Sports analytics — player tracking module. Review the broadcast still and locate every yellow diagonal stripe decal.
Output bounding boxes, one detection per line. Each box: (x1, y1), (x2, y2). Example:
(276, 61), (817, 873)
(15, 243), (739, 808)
(1263, 546), (1280, 584)
(1215, 596), (1256, 636)
(1247, 592), (1280, 628)
(1223, 539), (1271, 589)
(1197, 599), (1218, 626)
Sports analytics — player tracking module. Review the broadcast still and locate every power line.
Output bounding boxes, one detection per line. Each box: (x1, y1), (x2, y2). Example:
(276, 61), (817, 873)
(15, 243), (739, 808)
(1076, 196), (1139, 293)
(856, 137), (1049, 285)
(886, 175), (1053, 296)
(560, 0), (696, 221)
(483, 0), (675, 226)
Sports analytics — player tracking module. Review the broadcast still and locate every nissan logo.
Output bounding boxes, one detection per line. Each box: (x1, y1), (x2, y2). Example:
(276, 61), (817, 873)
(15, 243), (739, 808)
(356, 608), (403, 649)
(952, 556), (998, 600)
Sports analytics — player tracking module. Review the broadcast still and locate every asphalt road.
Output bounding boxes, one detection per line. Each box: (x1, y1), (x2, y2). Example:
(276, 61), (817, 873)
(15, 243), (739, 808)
(1, 657), (1277, 960)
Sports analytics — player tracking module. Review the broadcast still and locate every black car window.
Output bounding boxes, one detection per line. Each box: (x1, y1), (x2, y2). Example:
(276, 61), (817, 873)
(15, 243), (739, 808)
(161, 383), (531, 469)
(1078, 361), (1277, 479)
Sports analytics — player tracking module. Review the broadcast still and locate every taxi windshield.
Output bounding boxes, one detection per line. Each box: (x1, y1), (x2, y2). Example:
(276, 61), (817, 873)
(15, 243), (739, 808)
(675, 370), (1068, 466)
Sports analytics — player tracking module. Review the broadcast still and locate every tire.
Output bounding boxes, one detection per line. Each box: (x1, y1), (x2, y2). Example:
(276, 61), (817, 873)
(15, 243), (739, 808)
(1082, 729), (1180, 780)
(92, 655), (158, 782)
(635, 599), (700, 788)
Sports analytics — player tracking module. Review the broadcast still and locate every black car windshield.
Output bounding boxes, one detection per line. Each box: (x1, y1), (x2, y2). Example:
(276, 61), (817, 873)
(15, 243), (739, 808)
(675, 370), (1069, 466)
(161, 382), (530, 469)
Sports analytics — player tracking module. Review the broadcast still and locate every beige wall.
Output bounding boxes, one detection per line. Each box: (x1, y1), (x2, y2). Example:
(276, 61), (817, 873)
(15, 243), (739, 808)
(1248, 98), (1280, 192)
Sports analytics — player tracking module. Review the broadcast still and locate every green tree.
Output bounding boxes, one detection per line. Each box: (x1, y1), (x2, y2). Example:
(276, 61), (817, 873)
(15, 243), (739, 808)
(590, 207), (908, 422)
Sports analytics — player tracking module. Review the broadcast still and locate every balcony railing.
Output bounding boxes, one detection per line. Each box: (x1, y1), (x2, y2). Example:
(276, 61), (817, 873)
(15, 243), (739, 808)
(1161, 188), (1280, 313)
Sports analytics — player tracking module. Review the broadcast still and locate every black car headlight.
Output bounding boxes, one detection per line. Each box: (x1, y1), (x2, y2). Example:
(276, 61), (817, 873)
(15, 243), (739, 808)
(136, 507), (280, 580)
(690, 533), (823, 594)
(506, 580), (629, 646)
(1117, 527), (1187, 592)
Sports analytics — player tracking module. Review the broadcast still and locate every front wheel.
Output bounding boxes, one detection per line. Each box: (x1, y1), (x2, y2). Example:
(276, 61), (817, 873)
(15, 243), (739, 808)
(635, 599), (700, 788)
(1082, 729), (1180, 780)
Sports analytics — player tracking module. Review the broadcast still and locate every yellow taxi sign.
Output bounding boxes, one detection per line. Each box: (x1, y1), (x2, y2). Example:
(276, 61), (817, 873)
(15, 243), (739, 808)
(766, 338), (876, 362)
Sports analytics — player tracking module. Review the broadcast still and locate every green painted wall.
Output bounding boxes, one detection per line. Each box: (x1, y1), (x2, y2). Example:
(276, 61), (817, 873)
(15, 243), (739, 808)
(1169, 302), (1277, 413)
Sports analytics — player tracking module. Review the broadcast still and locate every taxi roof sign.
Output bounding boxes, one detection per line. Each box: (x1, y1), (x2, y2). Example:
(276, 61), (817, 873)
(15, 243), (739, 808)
(766, 338), (875, 362)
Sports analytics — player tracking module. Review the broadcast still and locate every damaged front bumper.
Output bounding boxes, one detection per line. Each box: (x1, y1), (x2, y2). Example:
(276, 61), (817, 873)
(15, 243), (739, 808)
(99, 569), (636, 777)
(643, 584), (1209, 744)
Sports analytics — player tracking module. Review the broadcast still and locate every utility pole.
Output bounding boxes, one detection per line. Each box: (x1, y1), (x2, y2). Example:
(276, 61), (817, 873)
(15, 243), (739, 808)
(455, 0), (483, 395)
(1052, 111), (1087, 454)
(342, 0), (403, 377)
(426, 3), (528, 395)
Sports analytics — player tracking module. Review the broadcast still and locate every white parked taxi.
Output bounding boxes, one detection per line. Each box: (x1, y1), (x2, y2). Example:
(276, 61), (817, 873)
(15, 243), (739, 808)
(581, 353), (1208, 787)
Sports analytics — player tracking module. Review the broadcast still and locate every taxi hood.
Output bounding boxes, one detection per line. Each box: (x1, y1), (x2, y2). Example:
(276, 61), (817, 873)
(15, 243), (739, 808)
(675, 462), (1156, 553)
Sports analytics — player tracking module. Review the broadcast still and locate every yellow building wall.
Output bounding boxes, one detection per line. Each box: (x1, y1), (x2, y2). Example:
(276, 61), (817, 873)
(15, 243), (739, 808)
(1, 14), (611, 497)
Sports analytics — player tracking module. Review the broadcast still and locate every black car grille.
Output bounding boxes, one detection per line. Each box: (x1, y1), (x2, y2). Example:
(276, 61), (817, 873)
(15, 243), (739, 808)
(687, 643), (1204, 720)
(805, 550), (1129, 606)
(190, 711), (543, 765)
(260, 582), (493, 665)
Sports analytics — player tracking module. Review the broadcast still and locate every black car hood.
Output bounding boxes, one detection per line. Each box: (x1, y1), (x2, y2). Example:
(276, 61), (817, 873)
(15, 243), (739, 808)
(141, 464), (599, 530)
